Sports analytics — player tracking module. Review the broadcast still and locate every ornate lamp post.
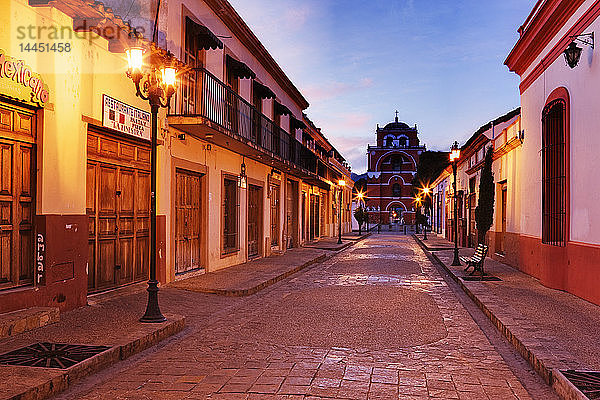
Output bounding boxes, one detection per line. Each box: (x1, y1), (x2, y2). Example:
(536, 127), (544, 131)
(421, 187), (431, 240)
(356, 191), (365, 235)
(125, 42), (177, 323)
(338, 179), (346, 244)
(450, 141), (461, 266)
(414, 196), (422, 234)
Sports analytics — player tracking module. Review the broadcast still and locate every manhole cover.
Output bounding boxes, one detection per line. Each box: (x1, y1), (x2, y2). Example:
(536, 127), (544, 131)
(561, 370), (600, 399)
(0, 342), (111, 369)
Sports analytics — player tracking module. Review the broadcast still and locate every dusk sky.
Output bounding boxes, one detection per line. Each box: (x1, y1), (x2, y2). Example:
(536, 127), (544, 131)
(228, 0), (535, 174)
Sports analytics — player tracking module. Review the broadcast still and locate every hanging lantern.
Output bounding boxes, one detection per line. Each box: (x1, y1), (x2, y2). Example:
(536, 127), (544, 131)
(564, 42), (583, 69)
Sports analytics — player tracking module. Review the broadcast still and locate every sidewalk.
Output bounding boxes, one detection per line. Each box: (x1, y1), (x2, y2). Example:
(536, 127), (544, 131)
(0, 292), (185, 400)
(414, 232), (600, 400)
(168, 235), (367, 296)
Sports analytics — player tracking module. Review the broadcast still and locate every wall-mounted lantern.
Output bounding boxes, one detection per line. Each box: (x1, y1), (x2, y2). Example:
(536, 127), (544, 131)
(564, 33), (594, 69)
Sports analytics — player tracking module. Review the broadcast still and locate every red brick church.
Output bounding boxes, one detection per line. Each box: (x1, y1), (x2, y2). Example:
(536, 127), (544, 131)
(363, 113), (424, 224)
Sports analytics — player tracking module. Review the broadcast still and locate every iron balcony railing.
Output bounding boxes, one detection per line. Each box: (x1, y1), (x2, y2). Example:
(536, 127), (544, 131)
(169, 67), (317, 174)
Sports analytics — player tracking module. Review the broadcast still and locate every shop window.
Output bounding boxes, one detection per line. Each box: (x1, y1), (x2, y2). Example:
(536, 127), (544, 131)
(542, 98), (567, 246)
(222, 177), (238, 254)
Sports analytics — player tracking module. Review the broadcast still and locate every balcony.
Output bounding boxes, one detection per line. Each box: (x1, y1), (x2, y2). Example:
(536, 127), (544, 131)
(168, 68), (320, 180)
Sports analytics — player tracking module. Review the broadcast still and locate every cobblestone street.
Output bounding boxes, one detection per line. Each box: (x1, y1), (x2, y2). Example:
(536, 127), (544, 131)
(54, 235), (555, 400)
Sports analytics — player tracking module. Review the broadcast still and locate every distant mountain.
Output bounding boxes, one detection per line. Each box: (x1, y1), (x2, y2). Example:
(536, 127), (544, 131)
(351, 172), (366, 182)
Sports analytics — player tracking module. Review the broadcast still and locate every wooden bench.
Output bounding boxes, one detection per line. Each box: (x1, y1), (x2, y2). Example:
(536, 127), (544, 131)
(461, 244), (489, 276)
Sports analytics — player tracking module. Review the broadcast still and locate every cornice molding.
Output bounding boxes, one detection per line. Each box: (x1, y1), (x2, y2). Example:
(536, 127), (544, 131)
(505, 0), (585, 75)
(518, 0), (600, 93)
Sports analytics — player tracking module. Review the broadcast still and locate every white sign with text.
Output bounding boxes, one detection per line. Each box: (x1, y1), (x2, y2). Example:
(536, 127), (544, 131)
(102, 94), (151, 141)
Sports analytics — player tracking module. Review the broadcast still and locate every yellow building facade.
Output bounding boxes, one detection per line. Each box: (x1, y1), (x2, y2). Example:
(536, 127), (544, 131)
(0, 0), (353, 313)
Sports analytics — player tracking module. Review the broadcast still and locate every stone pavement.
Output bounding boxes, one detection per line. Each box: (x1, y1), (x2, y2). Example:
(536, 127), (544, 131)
(168, 247), (329, 296)
(169, 234), (372, 296)
(0, 289), (185, 400)
(415, 232), (600, 400)
(50, 234), (555, 399)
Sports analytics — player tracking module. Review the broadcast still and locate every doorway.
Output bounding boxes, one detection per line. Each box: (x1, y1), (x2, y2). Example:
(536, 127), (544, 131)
(248, 184), (262, 258)
(496, 183), (507, 255)
(175, 169), (203, 274)
(0, 102), (36, 289)
(286, 180), (298, 248)
(87, 129), (150, 292)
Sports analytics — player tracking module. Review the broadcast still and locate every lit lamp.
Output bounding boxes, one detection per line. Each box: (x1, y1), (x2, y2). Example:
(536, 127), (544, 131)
(450, 141), (461, 266)
(126, 46), (144, 72)
(125, 37), (178, 324)
(338, 179), (346, 244)
(421, 187), (431, 240)
(239, 160), (247, 189)
(356, 191), (366, 234)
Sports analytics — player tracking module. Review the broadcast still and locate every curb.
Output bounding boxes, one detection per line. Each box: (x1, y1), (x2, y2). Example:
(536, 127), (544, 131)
(206, 254), (329, 297)
(182, 234), (368, 297)
(412, 234), (586, 400)
(6, 314), (185, 400)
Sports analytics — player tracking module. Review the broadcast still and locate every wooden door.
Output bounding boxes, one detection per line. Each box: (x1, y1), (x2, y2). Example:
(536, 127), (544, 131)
(247, 184), (261, 258)
(270, 184), (280, 247)
(320, 194), (326, 237)
(309, 194), (317, 241)
(314, 195), (320, 238)
(87, 130), (150, 292)
(469, 194), (477, 247)
(0, 104), (35, 289)
(286, 180), (298, 248)
(301, 193), (306, 242)
(175, 169), (202, 274)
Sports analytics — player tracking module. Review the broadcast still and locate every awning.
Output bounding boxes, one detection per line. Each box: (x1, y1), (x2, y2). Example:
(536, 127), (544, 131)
(226, 55), (256, 79)
(253, 81), (276, 99)
(291, 116), (307, 130)
(274, 101), (292, 116)
(186, 17), (223, 50)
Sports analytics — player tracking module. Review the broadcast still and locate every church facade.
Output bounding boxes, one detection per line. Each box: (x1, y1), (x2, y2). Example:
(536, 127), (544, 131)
(363, 114), (424, 225)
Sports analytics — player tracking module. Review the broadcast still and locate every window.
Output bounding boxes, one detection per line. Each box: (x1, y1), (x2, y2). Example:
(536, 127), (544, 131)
(392, 183), (401, 197)
(222, 177), (238, 253)
(181, 18), (206, 114)
(391, 155), (403, 171)
(469, 177), (477, 194)
(399, 136), (408, 147)
(385, 136), (394, 147)
(270, 184), (280, 246)
(224, 61), (239, 133)
(542, 98), (567, 246)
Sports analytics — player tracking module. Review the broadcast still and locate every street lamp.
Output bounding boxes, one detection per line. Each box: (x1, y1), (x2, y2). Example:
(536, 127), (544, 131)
(356, 191), (366, 234)
(421, 187), (431, 240)
(414, 196), (422, 234)
(338, 179), (346, 244)
(450, 141), (461, 266)
(125, 39), (178, 323)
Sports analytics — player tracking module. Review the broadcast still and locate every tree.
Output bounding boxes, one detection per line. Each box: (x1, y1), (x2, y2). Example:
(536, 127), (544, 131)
(475, 146), (495, 244)
(354, 207), (367, 235)
(412, 151), (449, 211)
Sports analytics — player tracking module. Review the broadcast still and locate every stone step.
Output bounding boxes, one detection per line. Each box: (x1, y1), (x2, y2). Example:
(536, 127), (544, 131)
(0, 306), (60, 339)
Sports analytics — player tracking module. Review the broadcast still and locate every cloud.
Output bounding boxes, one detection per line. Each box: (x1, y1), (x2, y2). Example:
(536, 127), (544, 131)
(283, 5), (312, 28)
(301, 78), (374, 102)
